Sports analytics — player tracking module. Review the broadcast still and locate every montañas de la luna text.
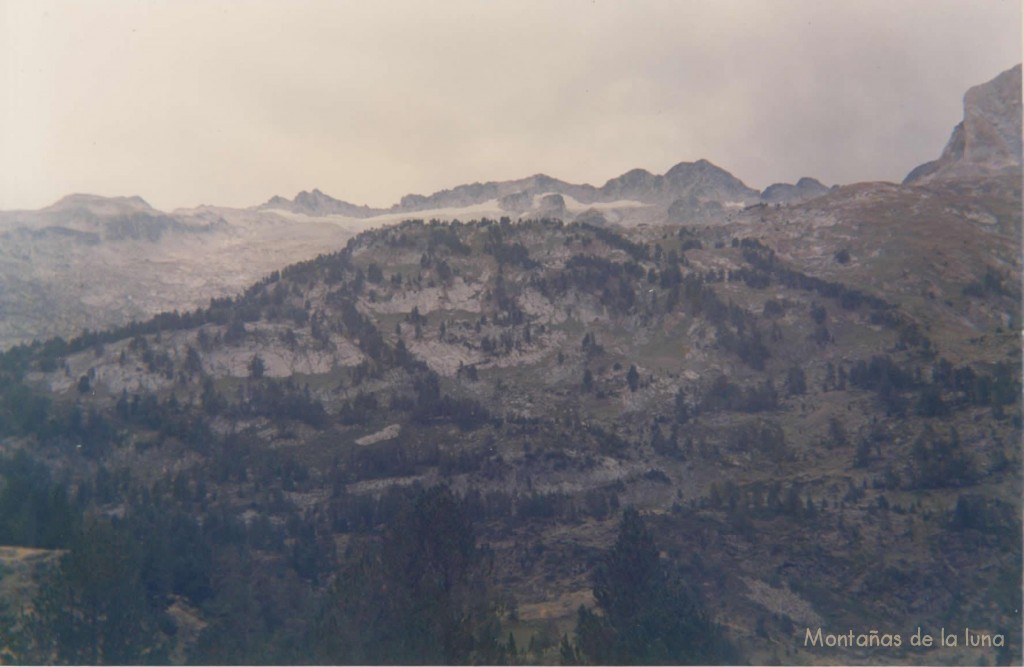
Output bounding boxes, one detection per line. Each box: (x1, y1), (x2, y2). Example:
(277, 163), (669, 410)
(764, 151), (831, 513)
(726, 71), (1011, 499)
(804, 627), (1006, 649)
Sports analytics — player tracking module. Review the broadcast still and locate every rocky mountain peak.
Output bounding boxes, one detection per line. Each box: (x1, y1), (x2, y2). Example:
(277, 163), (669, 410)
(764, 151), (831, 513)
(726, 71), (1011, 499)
(614, 167), (655, 182)
(760, 177), (830, 204)
(260, 189), (382, 218)
(663, 160), (761, 214)
(598, 168), (660, 200)
(293, 189), (335, 211)
(795, 176), (825, 189)
(526, 173), (559, 189)
(905, 64), (1022, 184)
(663, 159), (755, 194)
(8, 193), (188, 244)
(45, 193), (156, 215)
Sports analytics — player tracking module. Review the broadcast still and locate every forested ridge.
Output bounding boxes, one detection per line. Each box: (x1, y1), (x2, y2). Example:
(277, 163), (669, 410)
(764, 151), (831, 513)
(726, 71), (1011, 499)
(0, 214), (1019, 664)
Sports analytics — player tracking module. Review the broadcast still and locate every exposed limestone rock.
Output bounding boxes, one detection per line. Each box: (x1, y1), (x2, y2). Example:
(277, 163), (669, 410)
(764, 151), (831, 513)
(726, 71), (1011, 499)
(905, 64), (1022, 184)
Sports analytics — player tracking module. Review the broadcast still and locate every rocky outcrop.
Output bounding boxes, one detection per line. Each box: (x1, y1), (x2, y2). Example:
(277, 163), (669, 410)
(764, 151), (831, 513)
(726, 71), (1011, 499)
(537, 194), (567, 217)
(760, 177), (831, 204)
(667, 193), (723, 222)
(597, 168), (663, 201)
(905, 64), (1022, 184)
(261, 189), (383, 217)
(498, 191), (533, 213)
(661, 159), (760, 205)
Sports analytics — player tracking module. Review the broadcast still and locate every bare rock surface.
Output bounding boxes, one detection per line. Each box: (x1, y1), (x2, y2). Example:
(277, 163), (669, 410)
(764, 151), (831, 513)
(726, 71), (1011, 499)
(905, 64), (1022, 184)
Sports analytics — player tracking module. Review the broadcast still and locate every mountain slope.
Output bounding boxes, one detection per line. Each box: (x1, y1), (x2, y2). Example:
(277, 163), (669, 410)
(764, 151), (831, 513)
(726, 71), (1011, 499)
(1, 190), (1019, 662)
(0, 158), (797, 350)
(0, 65), (1020, 664)
(0, 198), (369, 349)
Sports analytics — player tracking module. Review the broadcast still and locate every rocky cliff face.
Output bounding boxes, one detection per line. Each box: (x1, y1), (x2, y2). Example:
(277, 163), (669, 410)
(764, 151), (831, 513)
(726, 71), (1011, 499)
(905, 64), (1022, 184)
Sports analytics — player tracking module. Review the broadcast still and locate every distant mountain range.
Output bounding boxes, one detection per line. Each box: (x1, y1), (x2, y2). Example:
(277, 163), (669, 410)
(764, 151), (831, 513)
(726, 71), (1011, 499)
(263, 66), (1024, 220)
(0, 64), (1018, 350)
(260, 159), (833, 220)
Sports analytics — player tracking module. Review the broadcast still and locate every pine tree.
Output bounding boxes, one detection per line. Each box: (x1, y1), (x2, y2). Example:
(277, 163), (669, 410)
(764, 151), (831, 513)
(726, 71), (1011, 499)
(572, 508), (739, 664)
(627, 365), (640, 392)
(248, 354), (265, 379)
(315, 486), (501, 664)
(27, 519), (166, 664)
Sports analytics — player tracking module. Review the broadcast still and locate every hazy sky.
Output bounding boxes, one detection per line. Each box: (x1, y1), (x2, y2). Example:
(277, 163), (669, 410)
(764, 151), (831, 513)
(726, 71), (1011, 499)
(1, 0), (1020, 211)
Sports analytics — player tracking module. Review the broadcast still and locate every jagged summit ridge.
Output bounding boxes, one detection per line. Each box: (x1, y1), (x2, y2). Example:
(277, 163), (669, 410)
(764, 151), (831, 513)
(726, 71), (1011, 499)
(394, 159), (765, 210)
(395, 173), (587, 212)
(259, 189), (383, 218)
(905, 64), (1022, 184)
(264, 67), (1024, 217)
(263, 159), (778, 219)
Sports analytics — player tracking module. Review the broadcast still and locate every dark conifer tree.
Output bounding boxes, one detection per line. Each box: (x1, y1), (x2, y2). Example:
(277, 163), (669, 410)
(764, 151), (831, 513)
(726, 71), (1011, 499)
(572, 508), (739, 665)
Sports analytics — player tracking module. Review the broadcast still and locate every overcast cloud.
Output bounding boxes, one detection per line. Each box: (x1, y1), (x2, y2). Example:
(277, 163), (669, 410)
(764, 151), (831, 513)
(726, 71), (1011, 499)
(1, 0), (1020, 211)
